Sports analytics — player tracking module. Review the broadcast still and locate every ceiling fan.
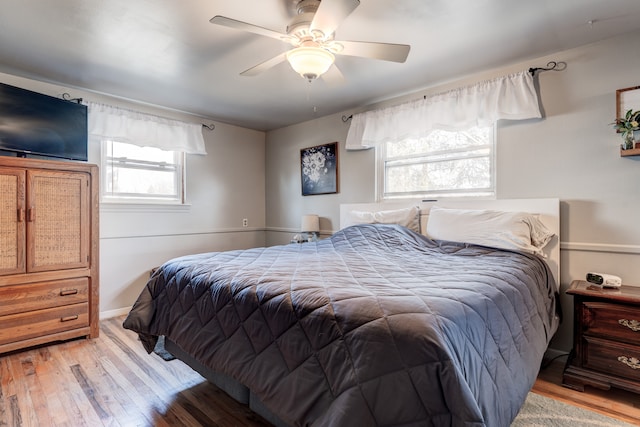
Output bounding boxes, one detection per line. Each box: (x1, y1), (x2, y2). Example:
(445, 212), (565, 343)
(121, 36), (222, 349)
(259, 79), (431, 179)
(210, 0), (411, 82)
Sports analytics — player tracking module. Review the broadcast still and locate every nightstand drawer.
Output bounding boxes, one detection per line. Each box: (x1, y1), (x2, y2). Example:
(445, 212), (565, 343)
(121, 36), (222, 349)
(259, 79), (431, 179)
(0, 303), (88, 345)
(0, 278), (89, 316)
(583, 336), (640, 382)
(582, 301), (640, 346)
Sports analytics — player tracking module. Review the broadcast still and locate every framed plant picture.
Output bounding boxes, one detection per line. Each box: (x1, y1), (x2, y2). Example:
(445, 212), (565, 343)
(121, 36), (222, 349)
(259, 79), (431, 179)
(616, 85), (640, 132)
(300, 142), (339, 196)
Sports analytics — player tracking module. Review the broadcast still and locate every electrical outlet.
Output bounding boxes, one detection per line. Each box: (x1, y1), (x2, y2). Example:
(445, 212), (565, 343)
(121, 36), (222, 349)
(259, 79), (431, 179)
(242, 218), (248, 227)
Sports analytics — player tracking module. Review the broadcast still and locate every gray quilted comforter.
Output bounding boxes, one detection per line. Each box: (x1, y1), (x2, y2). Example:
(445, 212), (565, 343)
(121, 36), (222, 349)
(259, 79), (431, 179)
(123, 224), (559, 427)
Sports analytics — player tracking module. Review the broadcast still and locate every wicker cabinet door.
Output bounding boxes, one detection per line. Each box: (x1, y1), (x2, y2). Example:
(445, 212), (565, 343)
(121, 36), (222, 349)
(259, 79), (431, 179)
(0, 168), (26, 275)
(26, 170), (90, 273)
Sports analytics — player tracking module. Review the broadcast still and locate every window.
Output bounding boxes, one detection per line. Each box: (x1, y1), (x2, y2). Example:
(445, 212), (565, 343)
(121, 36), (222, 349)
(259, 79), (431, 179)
(378, 126), (495, 200)
(101, 140), (184, 203)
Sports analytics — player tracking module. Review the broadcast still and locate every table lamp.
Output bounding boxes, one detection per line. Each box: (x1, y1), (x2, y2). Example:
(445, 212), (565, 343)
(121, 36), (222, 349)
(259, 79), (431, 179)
(301, 214), (320, 242)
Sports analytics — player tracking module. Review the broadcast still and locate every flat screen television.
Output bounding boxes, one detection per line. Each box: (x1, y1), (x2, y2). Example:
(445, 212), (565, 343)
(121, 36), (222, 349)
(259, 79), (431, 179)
(0, 82), (88, 161)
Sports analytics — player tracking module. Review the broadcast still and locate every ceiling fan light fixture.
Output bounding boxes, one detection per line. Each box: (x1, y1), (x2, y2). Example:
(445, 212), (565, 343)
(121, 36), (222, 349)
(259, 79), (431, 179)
(286, 46), (335, 81)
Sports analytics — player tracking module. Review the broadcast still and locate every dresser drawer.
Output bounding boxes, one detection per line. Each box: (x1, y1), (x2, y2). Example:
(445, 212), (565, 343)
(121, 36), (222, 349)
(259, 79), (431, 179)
(0, 278), (88, 316)
(583, 336), (640, 382)
(0, 303), (88, 345)
(582, 301), (640, 346)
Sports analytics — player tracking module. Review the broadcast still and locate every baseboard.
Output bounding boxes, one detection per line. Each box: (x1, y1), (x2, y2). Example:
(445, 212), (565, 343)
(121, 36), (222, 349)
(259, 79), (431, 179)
(100, 306), (132, 320)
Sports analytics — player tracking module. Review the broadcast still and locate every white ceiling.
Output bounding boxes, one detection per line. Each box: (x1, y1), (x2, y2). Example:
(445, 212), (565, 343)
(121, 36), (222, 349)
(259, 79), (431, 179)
(1, 0), (640, 131)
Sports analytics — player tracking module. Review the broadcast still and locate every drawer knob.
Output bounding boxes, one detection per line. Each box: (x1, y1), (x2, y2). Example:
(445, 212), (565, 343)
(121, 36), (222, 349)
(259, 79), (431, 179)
(618, 356), (640, 370)
(60, 315), (79, 322)
(619, 319), (640, 332)
(60, 289), (79, 297)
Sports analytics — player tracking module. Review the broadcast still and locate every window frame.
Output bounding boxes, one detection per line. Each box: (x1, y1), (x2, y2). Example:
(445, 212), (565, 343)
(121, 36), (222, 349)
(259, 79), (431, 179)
(376, 125), (496, 201)
(100, 140), (186, 205)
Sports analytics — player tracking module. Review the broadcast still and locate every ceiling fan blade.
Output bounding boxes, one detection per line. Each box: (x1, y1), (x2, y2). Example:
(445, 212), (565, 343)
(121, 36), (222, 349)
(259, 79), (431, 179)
(321, 63), (345, 85)
(210, 16), (288, 41)
(337, 40), (410, 63)
(240, 52), (288, 76)
(310, 0), (360, 37)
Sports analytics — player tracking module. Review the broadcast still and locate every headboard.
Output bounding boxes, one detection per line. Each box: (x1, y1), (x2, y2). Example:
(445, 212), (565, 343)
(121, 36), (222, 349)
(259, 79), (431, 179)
(340, 198), (560, 287)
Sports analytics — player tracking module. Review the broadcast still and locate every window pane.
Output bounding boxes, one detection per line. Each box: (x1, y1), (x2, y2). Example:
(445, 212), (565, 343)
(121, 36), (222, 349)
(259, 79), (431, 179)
(106, 166), (178, 197)
(387, 128), (491, 159)
(102, 140), (183, 202)
(109, 141), (175, 164)
(386, 156), (491, 193)
(380, 126), (494, 199)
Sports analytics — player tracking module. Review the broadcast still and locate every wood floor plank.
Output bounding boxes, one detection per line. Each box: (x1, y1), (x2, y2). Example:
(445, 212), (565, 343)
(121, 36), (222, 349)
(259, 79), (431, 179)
(32, 349), (73, 426)
(100, 322), (182, 393)
(47, 341), (103, 427)
(5, 354), (36, 427)
(95, 322), (206, 426)
(8, 396), (20, 427)
(73, 338), (140, 427)
(93, 323), (179, 427)
(0, 358), (10, 427)
(70, 364), (111, 420)
(82, 338), (157, 427)
(0, 357), (16, 426)
(102, 319), (203, 391)
(17, 353), (52, 427)
(97, 354), (172, 427)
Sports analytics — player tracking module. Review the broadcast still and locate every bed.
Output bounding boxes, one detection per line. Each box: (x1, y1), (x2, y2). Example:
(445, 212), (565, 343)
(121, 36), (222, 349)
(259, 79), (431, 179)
(123, 198), (561, 427)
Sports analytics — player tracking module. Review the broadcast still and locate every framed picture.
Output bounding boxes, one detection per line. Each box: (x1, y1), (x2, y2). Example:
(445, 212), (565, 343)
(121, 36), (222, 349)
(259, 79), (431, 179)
(616, 86), (640, 132)
(300, 142), (338, 196)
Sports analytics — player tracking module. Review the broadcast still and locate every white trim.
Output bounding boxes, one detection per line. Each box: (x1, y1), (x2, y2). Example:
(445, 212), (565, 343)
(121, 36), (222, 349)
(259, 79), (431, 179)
(100, 227), (262, 241)
(100, 306), (132, 319)
(266, 226), (301, 234)
(265, 227), (332, 238)
(560, 241), (640, 254)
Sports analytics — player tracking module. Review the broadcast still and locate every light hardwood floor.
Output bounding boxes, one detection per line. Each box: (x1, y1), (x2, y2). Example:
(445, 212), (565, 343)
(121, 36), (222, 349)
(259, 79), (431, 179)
(0, 316), (638, 426)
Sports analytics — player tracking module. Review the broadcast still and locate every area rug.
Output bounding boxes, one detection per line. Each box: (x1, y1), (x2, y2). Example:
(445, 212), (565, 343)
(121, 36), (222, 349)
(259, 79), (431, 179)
(512, 392), (637, 426)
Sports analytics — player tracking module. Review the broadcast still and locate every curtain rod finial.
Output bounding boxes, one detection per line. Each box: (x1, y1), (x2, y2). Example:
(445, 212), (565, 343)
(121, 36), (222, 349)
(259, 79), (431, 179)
(529, 61), (566, 76)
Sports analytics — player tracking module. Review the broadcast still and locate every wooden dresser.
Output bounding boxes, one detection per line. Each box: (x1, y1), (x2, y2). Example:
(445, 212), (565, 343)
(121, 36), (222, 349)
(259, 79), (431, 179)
(563, 280), (640, 394)
(0, 156), (99, 353)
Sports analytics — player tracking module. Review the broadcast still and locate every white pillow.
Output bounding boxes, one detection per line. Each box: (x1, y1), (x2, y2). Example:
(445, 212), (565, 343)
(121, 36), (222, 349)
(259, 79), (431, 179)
(346, 206), (420, 233)
(425, 206), (554, 256)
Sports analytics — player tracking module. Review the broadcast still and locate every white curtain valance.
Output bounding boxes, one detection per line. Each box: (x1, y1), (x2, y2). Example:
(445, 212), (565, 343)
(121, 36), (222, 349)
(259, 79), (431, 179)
(346, 71), (541, 150)
(87, 102), (207, 155)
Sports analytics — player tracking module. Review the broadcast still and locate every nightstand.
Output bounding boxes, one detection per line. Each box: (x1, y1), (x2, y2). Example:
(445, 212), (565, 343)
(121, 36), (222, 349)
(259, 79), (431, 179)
(563, 280), (640, 394)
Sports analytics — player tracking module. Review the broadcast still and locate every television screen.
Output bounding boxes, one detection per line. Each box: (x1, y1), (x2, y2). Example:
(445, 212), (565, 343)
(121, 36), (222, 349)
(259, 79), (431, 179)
(0, 82), (88, 161)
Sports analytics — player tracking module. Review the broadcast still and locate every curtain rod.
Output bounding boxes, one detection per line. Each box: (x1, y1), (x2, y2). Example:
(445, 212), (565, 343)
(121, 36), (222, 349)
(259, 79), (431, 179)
(64, 94), (216, 130)
(342, 62), (565, 123)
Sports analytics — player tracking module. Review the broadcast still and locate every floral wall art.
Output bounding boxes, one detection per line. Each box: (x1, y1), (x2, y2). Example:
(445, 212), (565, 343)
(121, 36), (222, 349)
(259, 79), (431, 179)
(300, 142), (338, 196)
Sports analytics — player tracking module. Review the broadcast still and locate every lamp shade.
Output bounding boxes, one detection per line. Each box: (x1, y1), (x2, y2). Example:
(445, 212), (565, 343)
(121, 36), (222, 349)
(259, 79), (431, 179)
(286, 47), (335, 81)
(301, 214), (320, 233)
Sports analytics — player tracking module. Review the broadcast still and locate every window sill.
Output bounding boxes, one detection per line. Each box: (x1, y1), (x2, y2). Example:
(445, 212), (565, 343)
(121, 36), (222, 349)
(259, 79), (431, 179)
(100, 201), (192, 213)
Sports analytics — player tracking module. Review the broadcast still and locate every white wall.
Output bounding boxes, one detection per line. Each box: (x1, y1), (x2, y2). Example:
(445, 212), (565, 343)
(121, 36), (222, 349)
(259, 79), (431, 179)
(264, 30), (640, 352)
(0, 71), (267, 317)
(99, 120), (266, 316)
